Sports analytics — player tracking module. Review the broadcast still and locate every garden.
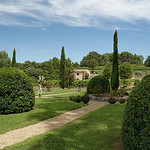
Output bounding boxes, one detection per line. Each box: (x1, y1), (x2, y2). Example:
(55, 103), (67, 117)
(0, 31), (150, 150)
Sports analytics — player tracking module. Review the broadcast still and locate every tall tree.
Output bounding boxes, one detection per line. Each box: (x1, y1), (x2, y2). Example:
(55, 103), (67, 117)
(12, 48), (16, 67)
(111, 30), (119, 90)
(59, 46), (66, 89)
(0, 50), (11, 67)
(144, 56), (150, 67)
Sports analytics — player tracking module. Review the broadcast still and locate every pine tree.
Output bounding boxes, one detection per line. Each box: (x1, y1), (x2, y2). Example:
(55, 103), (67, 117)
(59, 46), (66, 89)
(12, 48), (16, 67)
(111, 30), (119, 90)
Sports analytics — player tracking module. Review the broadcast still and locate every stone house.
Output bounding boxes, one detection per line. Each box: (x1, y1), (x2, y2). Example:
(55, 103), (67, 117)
(73, 69), (91, 80)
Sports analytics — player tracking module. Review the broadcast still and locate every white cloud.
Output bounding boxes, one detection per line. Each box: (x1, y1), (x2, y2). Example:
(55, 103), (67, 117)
(0, 0), (150, 28)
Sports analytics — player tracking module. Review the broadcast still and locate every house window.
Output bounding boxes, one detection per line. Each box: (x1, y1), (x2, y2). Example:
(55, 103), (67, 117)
(77, 73), (79, 76)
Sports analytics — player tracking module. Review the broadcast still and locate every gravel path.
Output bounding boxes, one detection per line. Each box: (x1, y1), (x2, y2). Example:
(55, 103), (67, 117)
(0, 101), (108, 149)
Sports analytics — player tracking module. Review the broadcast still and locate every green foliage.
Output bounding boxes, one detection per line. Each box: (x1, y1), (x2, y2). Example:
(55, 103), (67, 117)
(87, 75), (110, 95)
(64, 58), (75, 88)
(141, 74), (150, 82)
(119, 63), (132, 79)
(108, 97), (116, 104)
(119, 98), (125, 104)
(120, 79), (132, 88)
(122, 75), (150, 150)
(144, 55), (150, 67)
(59, 46), (66, 89)
(0, 67), (35, 114)
(110, 89), (127, 97)
(81, 94), (90, 104)
(88, 59), (98, 70)
(103, 62), (112, 79)
(0, 50), (11, 68)
(111, 30), (119, 90)
(69, 94), (90, 104)
(72, 79), (89, 87)
(119, 52), (144, 65)
(135, 71), (142, 76)
(134, 79), (140, 86)
(12, 48), (16, 67)
(69, 95), (81, 103)
(24, 67), (43, 78)
(43, 80), (54, 91)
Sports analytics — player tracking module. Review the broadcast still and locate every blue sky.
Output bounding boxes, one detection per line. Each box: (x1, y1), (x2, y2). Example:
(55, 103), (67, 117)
(0, 0), (150, 63)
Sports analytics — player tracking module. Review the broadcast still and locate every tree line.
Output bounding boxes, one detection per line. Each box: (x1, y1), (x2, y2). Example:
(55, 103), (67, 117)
(79, 51), (144, 69)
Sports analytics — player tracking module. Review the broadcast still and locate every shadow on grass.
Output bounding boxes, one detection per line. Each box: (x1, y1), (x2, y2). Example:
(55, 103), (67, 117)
(27, 98), (85, 122)
(6, 104), (125, 150)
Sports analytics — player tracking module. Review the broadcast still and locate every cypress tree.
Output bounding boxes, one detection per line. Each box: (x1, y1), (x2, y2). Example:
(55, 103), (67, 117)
(12, 48), (16, 67)
(59, 46), (66, 89)
(111, 30), (119, 90)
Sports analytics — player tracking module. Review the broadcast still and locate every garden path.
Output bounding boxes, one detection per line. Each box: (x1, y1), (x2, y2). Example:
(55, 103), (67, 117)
(0, 101), (108, 149)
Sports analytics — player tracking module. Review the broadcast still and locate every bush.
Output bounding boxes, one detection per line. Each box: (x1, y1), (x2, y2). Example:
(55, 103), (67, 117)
(69, 95), (81, 103)
(135, 71), (142, 76)
(119, 63), (132, 79)
(110, 89), (128, 97)
(0, 67), (35, 114)
(120, 79), (132, 88)
(81, 94), (90, 104)
(141, 74), (150, 82)
(119, 98), (125, 104)
(72, 80), (89, 87)
(69, 96), (77, 102)
(87, 75), (110, 95)
(108, 97), (116, 104)
(122, 75), (150, 150)
(43, 80), (54, 91)
(134, 79), (140, 86)
(103, 63), (112, 79)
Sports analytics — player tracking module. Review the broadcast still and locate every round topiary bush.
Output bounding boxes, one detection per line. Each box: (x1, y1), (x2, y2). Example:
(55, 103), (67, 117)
(119, 98), (125, 104)
(122, 75), (150, 150)
(81, 94), (90, 104)
(108, 97), (116, 104)
(87, 75), (110, 95)
(0, 67), (35, 114)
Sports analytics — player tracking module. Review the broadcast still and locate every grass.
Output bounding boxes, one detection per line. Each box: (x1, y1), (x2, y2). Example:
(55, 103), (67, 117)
(0, 97), (85, 134)
(3, 104), (125, 150)
(34, 87), (86, 96)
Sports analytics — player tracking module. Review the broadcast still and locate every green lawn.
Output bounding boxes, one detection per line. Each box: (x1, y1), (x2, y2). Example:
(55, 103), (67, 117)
(0, 98), (85, 134)
(3, 104), (125, 150)
(34, 87), (86, 96)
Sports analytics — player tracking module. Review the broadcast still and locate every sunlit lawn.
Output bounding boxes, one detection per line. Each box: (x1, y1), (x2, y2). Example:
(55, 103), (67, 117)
(34, 87), (86, 96)
(0, 97), (85, 134)
(3, 104), (125, 150)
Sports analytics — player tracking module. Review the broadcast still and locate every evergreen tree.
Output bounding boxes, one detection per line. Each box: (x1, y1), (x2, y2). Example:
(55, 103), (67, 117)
(59, 46), (66, 89)
(111, 30), (119, 90)
(12, 48), (16, 67)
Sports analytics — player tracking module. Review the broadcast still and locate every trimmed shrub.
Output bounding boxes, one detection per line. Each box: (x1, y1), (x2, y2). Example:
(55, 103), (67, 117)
(81, 94), (90, 104)
(119, 63), (132, 79)
(108, 97), (116, 104)
(0, 67), (35, 114)
(120, 79), (132, 88)
(69, 95), (82, 103)
(87, 75), (110, 95)
(141, 74), (150, 82)
(119, 98), (125, 104)
(134, 79), (140, 86)
(122, 75), (150, 150)
(69, 96), (77, 102)
(103, 62), (112, 79)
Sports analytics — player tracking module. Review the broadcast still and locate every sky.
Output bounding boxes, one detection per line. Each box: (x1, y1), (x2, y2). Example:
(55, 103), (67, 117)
(0, 0), (150, 63)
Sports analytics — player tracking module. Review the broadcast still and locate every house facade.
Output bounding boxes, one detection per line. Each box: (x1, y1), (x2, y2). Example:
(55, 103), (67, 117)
(73, 69), (91, 80)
